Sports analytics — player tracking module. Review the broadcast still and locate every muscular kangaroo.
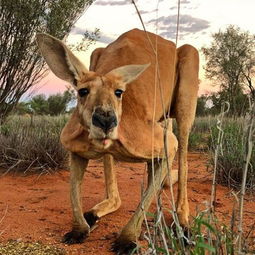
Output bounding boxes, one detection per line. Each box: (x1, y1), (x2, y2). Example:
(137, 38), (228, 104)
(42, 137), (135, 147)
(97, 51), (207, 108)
(37, 28), (199, 254)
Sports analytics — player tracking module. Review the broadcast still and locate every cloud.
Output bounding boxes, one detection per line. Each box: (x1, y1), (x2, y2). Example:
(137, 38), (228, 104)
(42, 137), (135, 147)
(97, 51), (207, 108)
(94, 0), (130, 6)
(71, 27), (115, 44)
(180, 0), (191, 4)
(148, 14), (210, 40)
(139, 9), (157, 15)
(71, 27), (87, 35)
(169, 0), (198, 10)
(98, 33), (115, 44)
(160, 0), (191, 2)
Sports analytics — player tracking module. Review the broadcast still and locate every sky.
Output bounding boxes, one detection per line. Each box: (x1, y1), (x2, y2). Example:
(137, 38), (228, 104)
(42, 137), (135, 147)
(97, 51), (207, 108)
(33, 0), (255, 98)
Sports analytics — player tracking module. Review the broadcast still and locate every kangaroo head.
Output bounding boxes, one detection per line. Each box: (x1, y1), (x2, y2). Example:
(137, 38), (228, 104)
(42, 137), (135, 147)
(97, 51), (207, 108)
(37, 33), (149, 146)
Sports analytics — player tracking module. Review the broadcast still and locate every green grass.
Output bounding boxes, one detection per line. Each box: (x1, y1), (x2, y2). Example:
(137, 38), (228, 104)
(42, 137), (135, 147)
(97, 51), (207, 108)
(184, 116), (255, 191)
(209, 117), (255, 190)
(173, 117), (217, 151)
(141, 205), (252, 254)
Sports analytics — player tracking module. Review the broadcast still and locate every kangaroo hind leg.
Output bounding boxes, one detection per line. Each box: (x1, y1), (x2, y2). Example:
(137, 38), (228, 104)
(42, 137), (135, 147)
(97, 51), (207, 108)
(173, 44), (199, 227)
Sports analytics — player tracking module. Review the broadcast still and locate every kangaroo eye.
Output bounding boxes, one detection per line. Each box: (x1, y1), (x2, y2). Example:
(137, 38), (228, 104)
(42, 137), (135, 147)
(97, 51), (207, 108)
(115, 89), (123, 98)
(78, 88), (89, 97)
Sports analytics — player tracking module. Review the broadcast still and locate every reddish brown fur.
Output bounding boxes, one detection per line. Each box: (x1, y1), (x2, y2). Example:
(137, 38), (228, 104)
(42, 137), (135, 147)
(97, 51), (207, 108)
(37, 29), (199, 252)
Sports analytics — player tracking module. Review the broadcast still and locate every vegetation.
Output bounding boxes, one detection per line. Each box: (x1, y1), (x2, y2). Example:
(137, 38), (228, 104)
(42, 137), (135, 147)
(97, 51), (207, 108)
(1, 113), (254, 190)
(0, 113), (254, 253)
(0, 115), (68, 173)
(1, 3), (253, 255)
(0, 0), (94, 121)
(13, 89), (75, 115)
(141, 207), (253, 254)
(141, 109), (254, 254)
(209, 115), (255, 191)
(0, 241), (65, 255)
(202, 25), (255, 116)
(69, 28), (100, 52)
(188, 117), (216, 151)
(0, 104), (254, 254)
(195, 94), (210, 116)
(175, 114), (255, 191)
(30, 89), (75, 116)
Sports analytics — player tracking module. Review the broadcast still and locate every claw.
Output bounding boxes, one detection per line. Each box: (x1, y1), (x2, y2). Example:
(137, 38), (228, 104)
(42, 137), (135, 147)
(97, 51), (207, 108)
(172, 224), (190, 246)
(62, 230), (89, 244)
(111, 239), (137, 255)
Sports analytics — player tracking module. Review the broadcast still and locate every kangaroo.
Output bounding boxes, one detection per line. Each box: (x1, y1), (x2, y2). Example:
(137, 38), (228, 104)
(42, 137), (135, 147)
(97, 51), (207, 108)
(37, 28), (199, 254)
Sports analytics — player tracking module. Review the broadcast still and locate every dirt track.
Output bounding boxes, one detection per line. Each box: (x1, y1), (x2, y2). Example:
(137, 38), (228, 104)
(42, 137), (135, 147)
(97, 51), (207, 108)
(0, 153), (255, 254)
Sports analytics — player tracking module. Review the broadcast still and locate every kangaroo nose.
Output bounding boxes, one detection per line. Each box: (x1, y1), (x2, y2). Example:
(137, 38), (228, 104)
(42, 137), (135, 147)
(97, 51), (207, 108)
(92, 108), (117, 134)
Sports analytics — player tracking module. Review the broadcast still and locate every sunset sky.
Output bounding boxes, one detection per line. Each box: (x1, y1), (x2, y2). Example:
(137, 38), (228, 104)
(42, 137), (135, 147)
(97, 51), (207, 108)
(33, 0), (255, 98)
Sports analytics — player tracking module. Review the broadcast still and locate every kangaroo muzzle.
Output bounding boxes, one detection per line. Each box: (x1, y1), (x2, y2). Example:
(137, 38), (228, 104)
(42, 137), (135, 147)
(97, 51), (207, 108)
(92, 108), (117, 134)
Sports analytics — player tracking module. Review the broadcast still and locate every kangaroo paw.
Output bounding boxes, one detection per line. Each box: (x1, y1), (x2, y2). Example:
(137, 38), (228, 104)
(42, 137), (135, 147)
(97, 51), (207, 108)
(62, 230), (89, 244)
(111, 239), (137, 255)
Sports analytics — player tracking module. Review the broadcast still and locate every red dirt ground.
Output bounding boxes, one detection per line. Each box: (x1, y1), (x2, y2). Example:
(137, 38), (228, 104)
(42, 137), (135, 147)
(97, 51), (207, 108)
(0, 153), (255, 254)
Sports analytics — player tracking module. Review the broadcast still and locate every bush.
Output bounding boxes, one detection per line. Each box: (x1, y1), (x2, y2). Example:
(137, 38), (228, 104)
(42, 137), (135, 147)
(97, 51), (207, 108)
(0, 115), (68, 173)
(178, 115), (255, 190)
(173, 116), (217, 151)
(189, 117), (217, 151)
(209, 118), (255, 190)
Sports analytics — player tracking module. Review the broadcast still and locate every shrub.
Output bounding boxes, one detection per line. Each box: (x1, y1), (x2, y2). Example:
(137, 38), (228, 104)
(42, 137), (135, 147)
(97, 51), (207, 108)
(0, 115), (68, 173)
(174, 116), (217, 151)
(209, 118), (255, 190)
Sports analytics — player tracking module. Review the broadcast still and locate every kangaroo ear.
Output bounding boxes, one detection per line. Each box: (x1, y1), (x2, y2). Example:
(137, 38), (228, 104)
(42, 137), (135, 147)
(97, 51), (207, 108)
(36, 33), (88, 86)
(107, 63), (150, 85)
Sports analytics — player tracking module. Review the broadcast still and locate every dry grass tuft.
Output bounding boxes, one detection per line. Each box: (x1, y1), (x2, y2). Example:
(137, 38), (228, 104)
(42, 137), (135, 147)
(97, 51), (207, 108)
(0, 115), (68, 174)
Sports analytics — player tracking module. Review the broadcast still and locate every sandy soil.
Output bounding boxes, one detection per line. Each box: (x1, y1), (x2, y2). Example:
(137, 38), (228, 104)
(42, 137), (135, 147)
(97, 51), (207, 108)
(0, 153), (254, 254)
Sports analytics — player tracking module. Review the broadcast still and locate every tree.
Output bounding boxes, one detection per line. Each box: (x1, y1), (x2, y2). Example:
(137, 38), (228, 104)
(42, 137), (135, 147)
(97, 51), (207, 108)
(207, 91), (250, 116)
(30, 94), (49, 115)
(14, 102), (32, 115)
(47, 88), (75, 115)
(0, 0), (94, 121)
(202, 25), (255, 115)
(196, 94), (209, 116)
(29, 89), (75, 115)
